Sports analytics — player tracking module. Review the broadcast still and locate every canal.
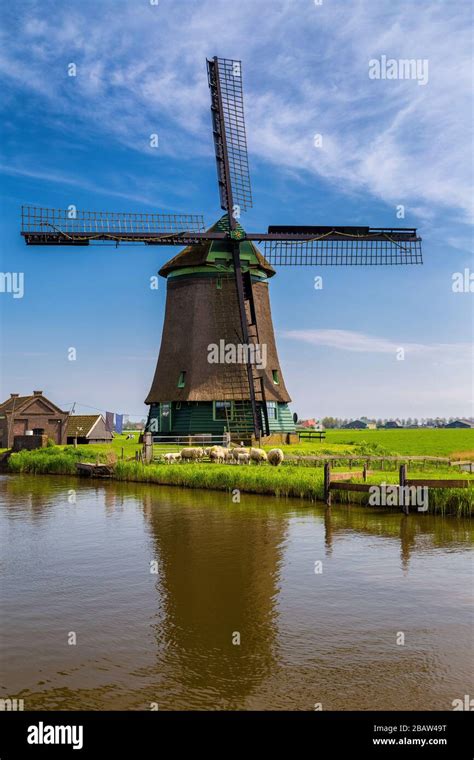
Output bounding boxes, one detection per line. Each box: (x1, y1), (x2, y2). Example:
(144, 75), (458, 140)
(0, 474), (472, 710)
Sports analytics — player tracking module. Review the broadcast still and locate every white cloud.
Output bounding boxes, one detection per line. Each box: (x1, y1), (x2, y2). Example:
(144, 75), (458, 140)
(281, 328), (472, 362)
(0, 0), (471, 225)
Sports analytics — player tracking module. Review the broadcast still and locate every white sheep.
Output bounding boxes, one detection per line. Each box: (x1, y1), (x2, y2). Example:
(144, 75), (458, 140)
(164, 452), (182, 464)
(232, 446), (249, 462)
(236, 452), (250, 465)
(267, 448), (284, 466)
(180, 447), (204, 462)
(249, 447), (268, 464)
(209, 445), (226, 463)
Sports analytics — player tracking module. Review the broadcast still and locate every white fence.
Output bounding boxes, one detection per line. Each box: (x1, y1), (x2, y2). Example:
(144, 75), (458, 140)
(151, 433), (230, 454)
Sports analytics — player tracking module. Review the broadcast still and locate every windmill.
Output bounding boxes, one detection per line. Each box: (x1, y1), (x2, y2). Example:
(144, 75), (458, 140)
(21, 57), (422, 443)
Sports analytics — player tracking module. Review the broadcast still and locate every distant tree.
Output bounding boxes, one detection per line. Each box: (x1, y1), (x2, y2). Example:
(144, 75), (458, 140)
(406, 417), (413, 427)
(413, 418), (419, 427)
(322, 416), (338, 429)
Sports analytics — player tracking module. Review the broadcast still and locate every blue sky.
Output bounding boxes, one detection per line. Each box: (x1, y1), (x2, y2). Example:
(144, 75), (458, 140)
(0, 0), (472, 420)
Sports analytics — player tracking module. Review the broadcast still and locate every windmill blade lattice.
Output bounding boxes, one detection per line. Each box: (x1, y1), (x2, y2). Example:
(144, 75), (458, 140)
(21, 206), (205, 245)
(263, 229), (422, 266)
(207, 57), (253, 214)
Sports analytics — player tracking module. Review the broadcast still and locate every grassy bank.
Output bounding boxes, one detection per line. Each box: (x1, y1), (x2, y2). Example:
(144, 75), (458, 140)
(7, 447), (473, 516)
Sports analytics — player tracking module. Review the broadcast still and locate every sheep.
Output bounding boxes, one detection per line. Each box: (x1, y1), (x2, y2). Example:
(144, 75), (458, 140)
(180, 447), (204, 462)
(236, 452), (250, 465)
(267, 448), (284, 466)
(164, 452), (182, 464)
(209, 445), (227, 463)
(249, 447), (268, 464)
(231, 446), (249, 462)
(223, 449), (234, 462)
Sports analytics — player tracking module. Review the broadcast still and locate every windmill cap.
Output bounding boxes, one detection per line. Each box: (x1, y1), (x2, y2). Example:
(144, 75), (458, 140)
(158, 215), (275, 278)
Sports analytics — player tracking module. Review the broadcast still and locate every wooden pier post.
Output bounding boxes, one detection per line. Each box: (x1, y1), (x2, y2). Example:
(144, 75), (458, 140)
(324, 462), (331, 506)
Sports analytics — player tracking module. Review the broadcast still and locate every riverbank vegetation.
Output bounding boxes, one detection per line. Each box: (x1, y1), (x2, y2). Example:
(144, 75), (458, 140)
(7, 443), (474, 516)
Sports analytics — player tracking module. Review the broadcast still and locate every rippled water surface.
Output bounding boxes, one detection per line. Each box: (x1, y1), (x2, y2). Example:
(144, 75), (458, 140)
(1, 474), (472, 710)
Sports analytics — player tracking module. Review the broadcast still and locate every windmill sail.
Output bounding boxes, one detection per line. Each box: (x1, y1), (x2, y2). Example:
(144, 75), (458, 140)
(21, 206), (205, 245)
(207, 57), (253, 215)
(263, 226), (422, 265)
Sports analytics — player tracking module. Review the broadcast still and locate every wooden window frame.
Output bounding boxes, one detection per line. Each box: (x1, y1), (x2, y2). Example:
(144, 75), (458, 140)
(213, 400), (233, 421)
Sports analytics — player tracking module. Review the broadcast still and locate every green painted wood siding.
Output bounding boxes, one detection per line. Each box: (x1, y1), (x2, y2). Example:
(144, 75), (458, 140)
(147, 401), (295, 435)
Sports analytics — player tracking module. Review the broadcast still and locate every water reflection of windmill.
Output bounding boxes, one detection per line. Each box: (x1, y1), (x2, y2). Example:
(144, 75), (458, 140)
(140, 488), (287, 709)
(21, 57), (422, 442)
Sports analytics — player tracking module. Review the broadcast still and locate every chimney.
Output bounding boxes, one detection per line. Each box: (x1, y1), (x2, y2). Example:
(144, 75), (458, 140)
(10, 393), (19, 398)
(33, 390), (43, 396)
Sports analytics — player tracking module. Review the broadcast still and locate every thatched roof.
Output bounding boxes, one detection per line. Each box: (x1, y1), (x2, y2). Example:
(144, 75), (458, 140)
(145, 276), (291, 403)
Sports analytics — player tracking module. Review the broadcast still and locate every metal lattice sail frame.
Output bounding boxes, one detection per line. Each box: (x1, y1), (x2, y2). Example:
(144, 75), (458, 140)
(21, 206), (421, 265)
(20, 56), (423, 438)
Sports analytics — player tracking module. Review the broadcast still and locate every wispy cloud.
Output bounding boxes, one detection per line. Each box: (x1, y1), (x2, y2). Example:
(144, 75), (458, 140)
(281, 329), (472, 362)
(0, 164), (162, 206)
(0, 0), (472, 225)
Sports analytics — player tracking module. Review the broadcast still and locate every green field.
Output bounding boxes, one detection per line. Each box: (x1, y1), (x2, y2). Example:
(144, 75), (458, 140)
(320, 429), (474, 458)
(107, 428), (474, 459)
(5, 428), (470, 461)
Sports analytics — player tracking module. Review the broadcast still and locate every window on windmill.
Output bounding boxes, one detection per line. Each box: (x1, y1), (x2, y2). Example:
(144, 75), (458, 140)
(266, 401), (278, 420)
(177, 371), (186, 388)
(215, 401), (232, 420)
(272, 369), (280, 385)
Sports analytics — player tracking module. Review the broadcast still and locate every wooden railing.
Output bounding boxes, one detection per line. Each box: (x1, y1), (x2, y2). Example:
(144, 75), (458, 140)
(324, 462), (472, 512)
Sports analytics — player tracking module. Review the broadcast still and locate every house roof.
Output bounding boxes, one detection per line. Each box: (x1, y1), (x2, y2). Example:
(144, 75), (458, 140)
(0, 395), (34, 412)
(0, 393), (66, 415)
(66, 415), (103, 437)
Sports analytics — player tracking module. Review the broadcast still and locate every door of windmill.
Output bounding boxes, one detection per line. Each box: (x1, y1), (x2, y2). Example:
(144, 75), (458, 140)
(160, 403), (171, 433)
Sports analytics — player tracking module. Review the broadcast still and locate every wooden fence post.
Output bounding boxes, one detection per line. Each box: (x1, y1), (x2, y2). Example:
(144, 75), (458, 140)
(363, 464), (367, 482)
(324, 462), (331, 506)
(143, 432), (153, 464)
(399, 464), (409, 514)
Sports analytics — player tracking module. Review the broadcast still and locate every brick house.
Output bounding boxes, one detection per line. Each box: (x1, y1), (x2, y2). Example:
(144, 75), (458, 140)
(0, 391), (68, 448)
